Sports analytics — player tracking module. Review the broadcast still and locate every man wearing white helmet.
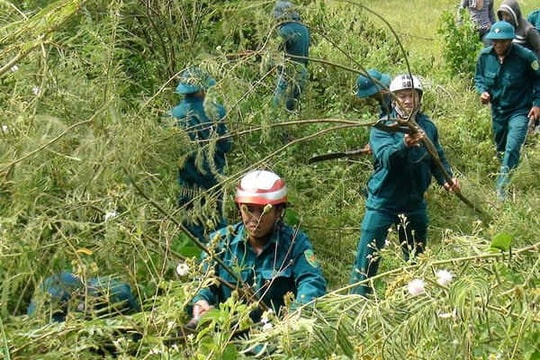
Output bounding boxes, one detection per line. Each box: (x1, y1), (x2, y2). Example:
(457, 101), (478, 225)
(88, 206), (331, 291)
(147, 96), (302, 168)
(190, 170), (327, 323)
(350, 74), (459, 297)
(171, 66), (233, 241)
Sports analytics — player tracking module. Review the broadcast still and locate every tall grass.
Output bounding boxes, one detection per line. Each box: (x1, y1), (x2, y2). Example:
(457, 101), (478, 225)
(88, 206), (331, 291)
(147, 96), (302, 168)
(1, 0), (539, 358)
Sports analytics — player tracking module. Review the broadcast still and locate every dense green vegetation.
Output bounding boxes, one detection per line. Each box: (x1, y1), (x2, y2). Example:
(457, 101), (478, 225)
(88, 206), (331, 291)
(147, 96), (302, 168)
(1, 0), (539, 358)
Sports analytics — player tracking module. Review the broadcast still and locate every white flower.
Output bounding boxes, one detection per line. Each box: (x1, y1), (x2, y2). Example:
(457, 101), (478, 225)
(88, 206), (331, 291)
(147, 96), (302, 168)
(10, 65), (19, 72)
(104, 211), (118, 221)
(260, 309), (273, 324)
(262, 322), (273, 331)
(438, 308), (457, 319)
(32, 86), (40, 95)
(176, 262), (190, 276)
(385, 239), (391, 247)
(149, 348), (162, 355)
(407, 279), (426, 296)
(1, 125), (8, 134)
(436, 269), (453, 286)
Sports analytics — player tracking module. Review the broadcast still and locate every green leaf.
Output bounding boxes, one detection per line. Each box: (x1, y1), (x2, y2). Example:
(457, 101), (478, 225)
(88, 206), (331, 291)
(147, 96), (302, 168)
(222, 344), (239, 360)
(173, 232), (202, 258)
(490, 232), (513, 251)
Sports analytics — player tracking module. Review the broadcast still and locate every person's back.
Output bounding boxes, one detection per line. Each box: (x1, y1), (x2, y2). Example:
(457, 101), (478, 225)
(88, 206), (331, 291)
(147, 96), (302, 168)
(277, 20), (310, 65)
(272, 1), (310, 111)
(171, 67), (233, 241)
(172, 94), (230, 188)
(497, 0), (540, 58)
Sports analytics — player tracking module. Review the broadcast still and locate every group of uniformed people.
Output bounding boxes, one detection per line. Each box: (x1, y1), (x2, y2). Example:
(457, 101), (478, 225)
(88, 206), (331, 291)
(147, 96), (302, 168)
(27, 1), (540, 352)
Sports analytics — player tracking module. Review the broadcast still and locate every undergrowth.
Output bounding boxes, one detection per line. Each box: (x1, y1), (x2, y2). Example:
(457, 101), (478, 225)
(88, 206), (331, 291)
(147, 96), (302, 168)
(1, 0), (539, 359)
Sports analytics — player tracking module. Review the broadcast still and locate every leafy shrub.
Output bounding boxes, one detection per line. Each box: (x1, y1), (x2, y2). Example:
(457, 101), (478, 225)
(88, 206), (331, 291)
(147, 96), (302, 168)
(437, 10), (482, 78)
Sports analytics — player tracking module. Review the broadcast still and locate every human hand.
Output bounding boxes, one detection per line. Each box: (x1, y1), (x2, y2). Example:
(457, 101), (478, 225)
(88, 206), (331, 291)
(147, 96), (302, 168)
(187, 300), (213, 329)
(403, 130), (425, 147)
(443, 178), (460, 193)
(528, 106), (540, 123)
(480, 92), (491, 105)
(192, 300), (213, 319)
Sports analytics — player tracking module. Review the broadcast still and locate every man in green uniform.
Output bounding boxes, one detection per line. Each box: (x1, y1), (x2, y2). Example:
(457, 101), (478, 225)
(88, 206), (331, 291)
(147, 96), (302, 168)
(190, 170), (327, 323)
(272, 1), (310, 111)
(349, 74), (460, 297)
(171, 67), (233, 241)
(474, 21), (540, 200)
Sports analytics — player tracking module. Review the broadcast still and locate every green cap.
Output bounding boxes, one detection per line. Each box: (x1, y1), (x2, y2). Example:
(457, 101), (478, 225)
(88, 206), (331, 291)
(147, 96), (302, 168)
(485, 21), (515, 40)
(356, 69), (391, 98)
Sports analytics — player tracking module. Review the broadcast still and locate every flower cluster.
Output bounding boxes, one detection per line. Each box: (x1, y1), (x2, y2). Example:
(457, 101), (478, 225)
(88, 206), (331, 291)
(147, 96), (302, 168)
(407, 269), (454, 296)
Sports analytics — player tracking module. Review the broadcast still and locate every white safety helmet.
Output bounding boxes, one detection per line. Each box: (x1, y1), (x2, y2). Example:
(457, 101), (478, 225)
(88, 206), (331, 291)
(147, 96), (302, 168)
(389, 74), (423, 95)
(389, 74), (423, 118)
(235, 170), (287, 205)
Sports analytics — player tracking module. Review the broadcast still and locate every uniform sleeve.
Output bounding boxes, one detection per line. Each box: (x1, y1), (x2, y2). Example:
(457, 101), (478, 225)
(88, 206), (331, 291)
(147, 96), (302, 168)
(428, 124), (453, 186)
(474, 52), (489, 94)
(291, 233), (327, 305)
(171, 104), (187, 125)
(370, 125), (409, 170)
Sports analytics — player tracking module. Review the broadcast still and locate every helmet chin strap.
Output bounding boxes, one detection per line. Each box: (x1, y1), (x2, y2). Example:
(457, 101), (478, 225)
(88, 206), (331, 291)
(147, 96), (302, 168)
(393, 101), (421, 120)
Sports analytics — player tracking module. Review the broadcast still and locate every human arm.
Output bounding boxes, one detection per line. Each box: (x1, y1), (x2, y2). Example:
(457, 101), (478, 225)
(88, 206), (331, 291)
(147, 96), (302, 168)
(530, 54), (540, 110)
(419, 117), (455, 189)
(370, 121), (412, 170)
(291, 234), (327, 305)
(474, 53), (491, 104)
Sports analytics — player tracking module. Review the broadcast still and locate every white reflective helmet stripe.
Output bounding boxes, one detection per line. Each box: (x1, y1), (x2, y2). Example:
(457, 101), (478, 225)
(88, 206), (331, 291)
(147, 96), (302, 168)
(235, 186), (288, 204)
(235, 170), (288, 205)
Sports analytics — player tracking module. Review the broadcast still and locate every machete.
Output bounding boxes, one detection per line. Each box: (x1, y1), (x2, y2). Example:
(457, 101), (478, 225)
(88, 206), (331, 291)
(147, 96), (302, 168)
(308, 120), (410, 164)
(308, 147), (371, 163)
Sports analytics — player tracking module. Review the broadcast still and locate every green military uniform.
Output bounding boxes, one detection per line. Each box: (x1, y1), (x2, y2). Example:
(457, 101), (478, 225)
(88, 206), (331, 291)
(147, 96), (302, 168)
(272, 1), (310, 111)
(350, 112), (453, 296)
(474, 34), (540, 196)
(193, 222), (327, 322)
